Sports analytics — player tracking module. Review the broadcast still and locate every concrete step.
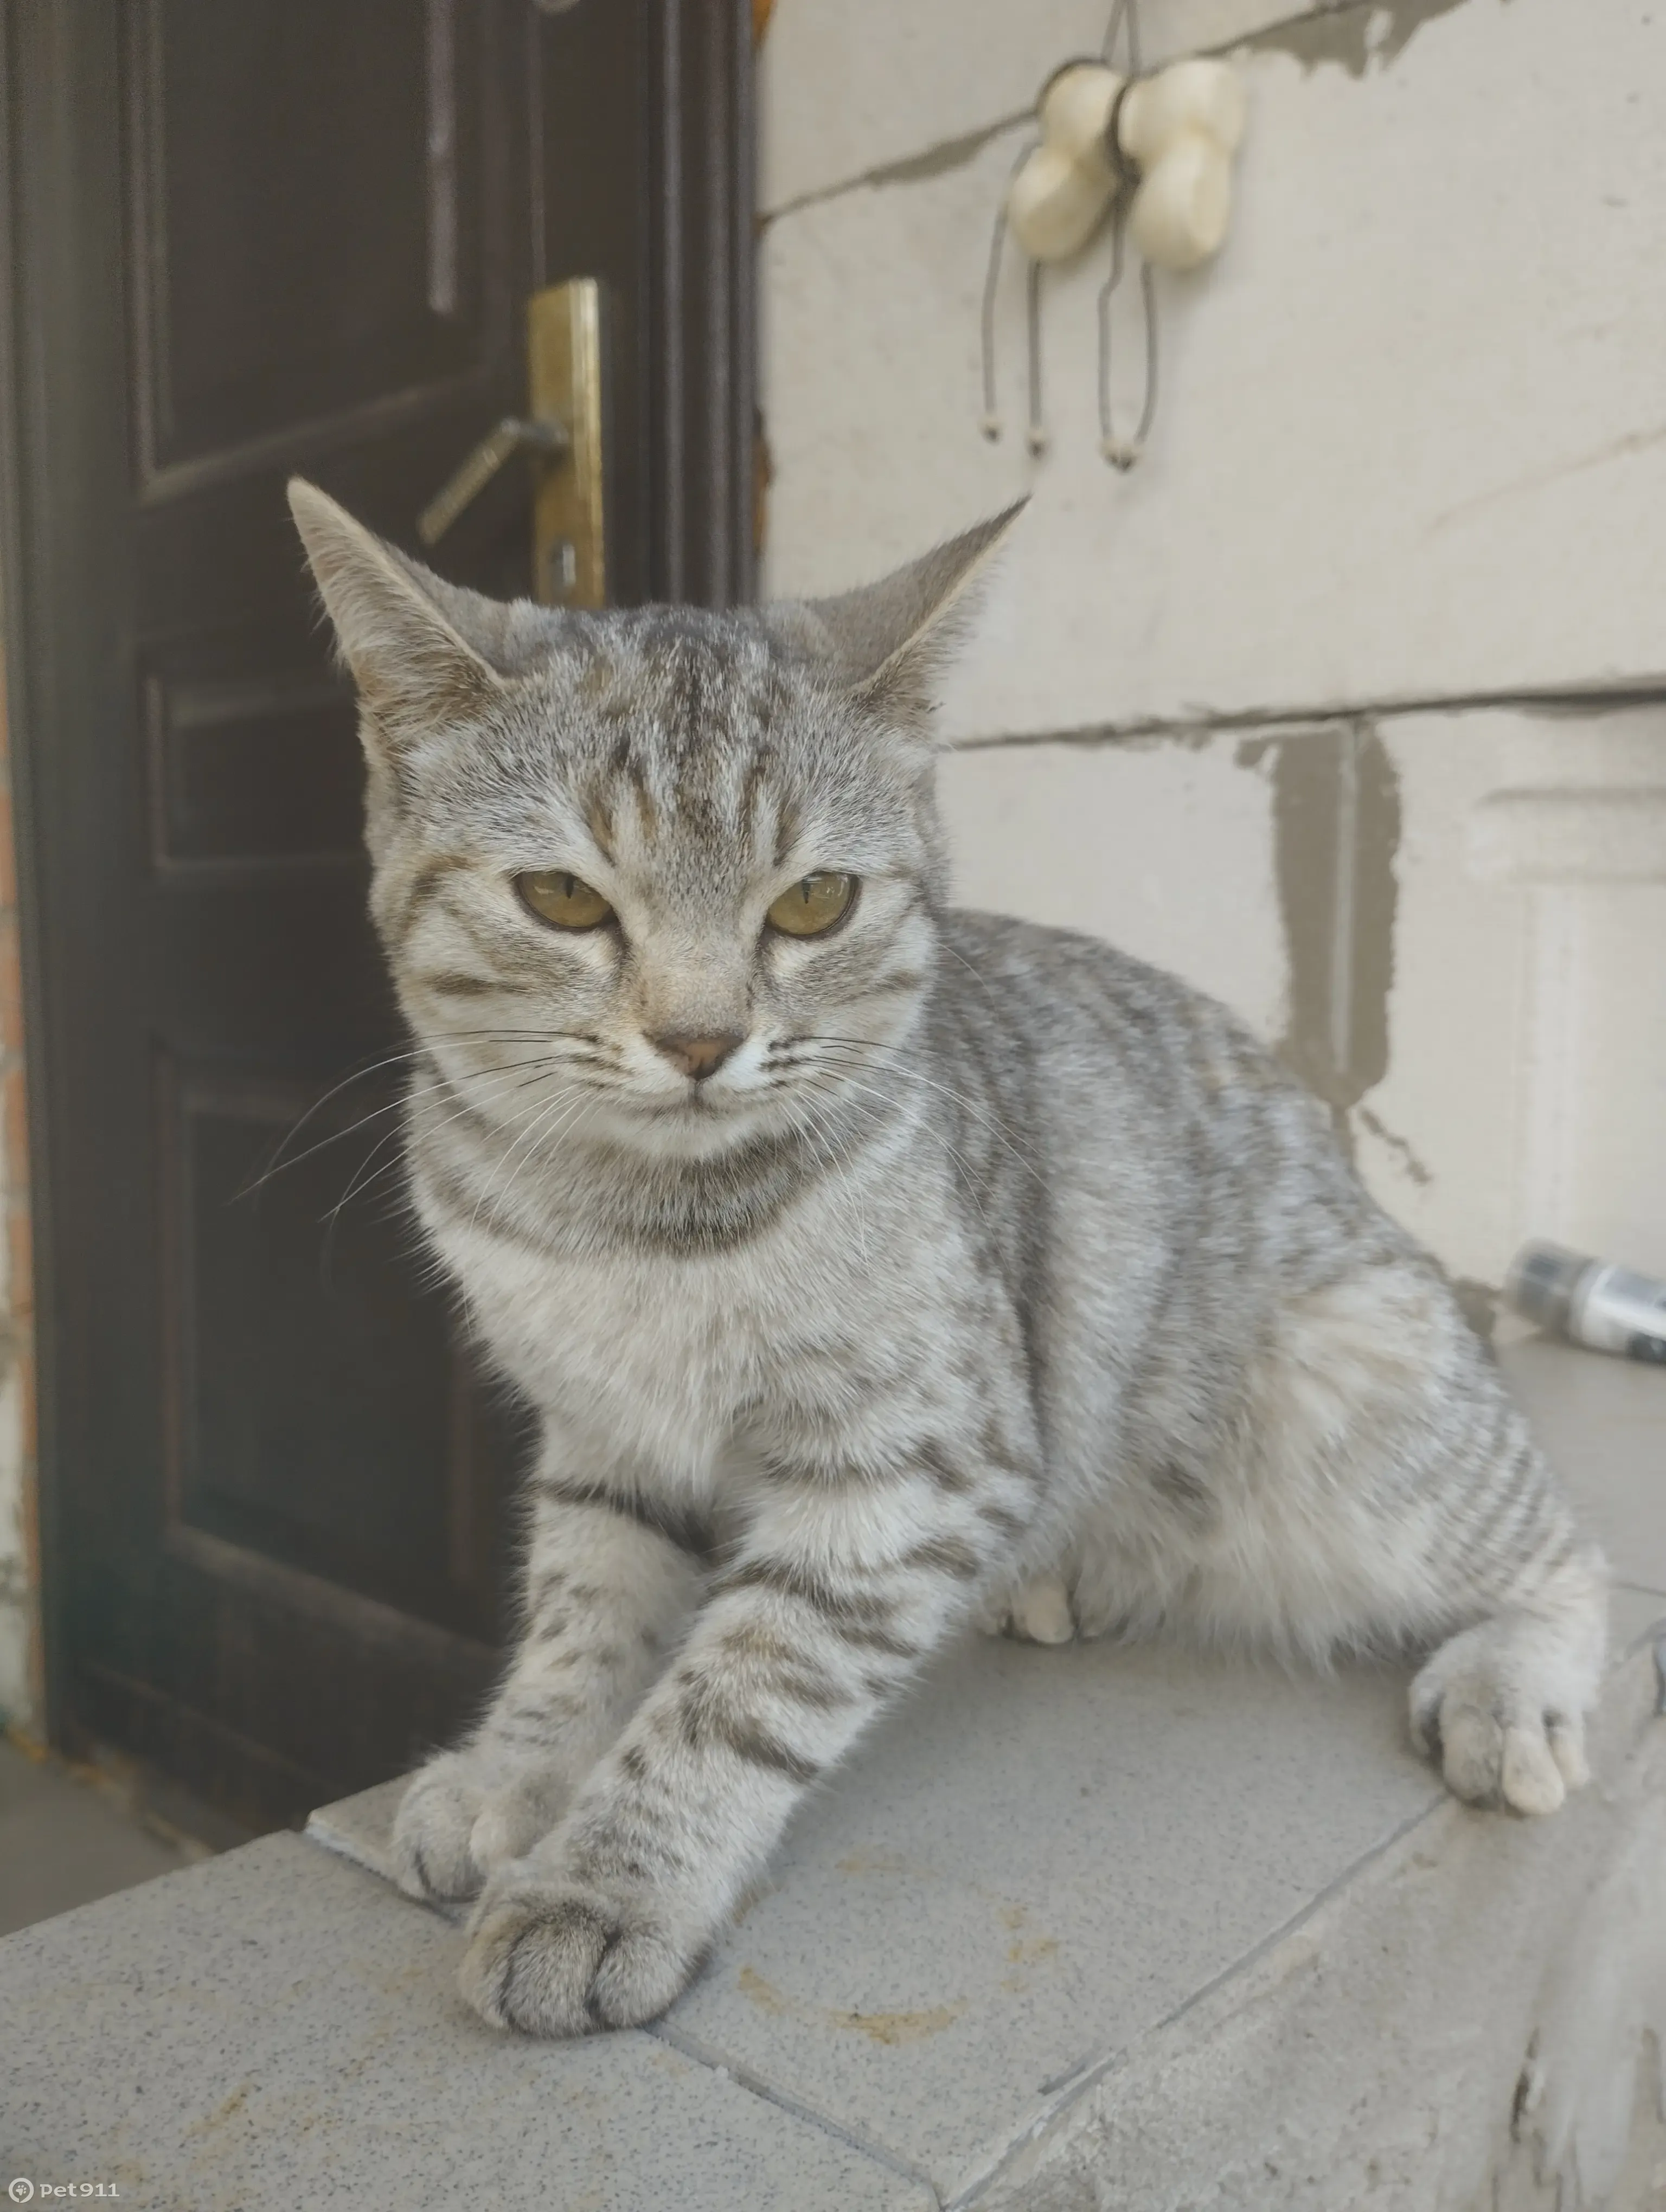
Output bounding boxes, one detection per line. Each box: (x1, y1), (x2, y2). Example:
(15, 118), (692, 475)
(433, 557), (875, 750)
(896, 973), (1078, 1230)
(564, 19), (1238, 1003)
(3, 1339), (1663, 2209)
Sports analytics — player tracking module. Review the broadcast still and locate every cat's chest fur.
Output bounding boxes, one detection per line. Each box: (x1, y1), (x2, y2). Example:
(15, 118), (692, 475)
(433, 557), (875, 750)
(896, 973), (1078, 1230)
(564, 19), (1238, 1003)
(419, 1148), (973, 1489)
(482, 1246), (761, 1473)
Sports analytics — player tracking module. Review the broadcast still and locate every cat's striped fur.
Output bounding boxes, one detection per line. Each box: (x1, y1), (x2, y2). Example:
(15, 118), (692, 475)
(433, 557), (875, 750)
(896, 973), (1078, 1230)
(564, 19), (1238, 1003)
(291, 480), (1607, 2039)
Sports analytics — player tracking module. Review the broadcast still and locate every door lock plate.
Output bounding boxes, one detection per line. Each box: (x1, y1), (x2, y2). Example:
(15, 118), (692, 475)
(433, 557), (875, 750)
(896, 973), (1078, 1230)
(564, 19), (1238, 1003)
(528, 278), (605, 609)
(414, 278), (606, 608)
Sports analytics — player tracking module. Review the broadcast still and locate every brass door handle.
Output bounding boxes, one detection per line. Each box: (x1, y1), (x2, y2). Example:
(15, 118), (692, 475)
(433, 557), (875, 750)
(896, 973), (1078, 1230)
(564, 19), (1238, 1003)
(416, 279), (607, 608)
(416, 417), (567, 549)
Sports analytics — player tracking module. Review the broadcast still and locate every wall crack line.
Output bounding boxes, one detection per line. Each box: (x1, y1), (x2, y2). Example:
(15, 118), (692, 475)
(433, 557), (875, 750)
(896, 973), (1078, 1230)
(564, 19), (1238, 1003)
(764, 110), (1029, 227)
(947, 679), (1666, 756)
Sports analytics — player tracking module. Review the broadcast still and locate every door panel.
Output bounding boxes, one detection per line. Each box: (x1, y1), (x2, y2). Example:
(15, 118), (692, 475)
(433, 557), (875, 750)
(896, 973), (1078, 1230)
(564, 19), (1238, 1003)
(2, 0), (753, 1830)
(131, 0), (490, 481)
(142, 665), (363, 871)
(157, 1055), (507, 1639)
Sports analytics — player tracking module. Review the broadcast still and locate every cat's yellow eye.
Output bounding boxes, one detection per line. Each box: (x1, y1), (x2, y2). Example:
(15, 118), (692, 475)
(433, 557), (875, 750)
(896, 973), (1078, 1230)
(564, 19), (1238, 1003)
(766, 872), (857, 938)
(517, 870), (614, 930)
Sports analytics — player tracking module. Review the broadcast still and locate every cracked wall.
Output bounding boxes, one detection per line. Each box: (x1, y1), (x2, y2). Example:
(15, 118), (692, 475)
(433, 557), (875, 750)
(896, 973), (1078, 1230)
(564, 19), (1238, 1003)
(762, 0), (1666, 1305)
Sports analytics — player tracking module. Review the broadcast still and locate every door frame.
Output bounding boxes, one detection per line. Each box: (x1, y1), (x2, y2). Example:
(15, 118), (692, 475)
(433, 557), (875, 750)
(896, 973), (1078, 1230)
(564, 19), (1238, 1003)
(0, 0), (755, 1755)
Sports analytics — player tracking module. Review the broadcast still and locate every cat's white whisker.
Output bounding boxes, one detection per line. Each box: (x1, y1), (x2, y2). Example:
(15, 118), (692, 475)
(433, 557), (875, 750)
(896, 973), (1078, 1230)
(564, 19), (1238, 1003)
(320, 1059), (568, 1232)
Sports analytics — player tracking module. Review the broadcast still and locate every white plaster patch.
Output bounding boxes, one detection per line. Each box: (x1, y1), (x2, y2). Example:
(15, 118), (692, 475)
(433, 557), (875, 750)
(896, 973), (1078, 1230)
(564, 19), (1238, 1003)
(1355, 705), (1666, 1292)
(1541, 885), (1666, 1281)
(938, 732), (1285, 1037)
(1347, 711), (1532, 1286)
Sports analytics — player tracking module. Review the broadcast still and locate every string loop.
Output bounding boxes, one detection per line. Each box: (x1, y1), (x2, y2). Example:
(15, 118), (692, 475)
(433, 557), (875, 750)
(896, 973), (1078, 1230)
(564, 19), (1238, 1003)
(977, 0), (1160, 469)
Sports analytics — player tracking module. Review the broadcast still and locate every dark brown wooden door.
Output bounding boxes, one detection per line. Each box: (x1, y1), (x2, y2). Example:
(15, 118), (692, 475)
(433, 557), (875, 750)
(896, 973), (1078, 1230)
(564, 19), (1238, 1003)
(0, 0), (753, 1831)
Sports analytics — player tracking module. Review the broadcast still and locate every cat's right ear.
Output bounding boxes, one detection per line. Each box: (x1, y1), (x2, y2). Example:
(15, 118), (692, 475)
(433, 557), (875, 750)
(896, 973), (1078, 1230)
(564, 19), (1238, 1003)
(766, 501), (1028, 739)
(287, 479), (504, 749)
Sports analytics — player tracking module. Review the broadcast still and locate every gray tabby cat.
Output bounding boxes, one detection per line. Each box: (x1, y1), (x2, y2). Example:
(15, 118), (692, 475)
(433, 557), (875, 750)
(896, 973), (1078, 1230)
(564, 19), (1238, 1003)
(290, 480), (1607, 2040)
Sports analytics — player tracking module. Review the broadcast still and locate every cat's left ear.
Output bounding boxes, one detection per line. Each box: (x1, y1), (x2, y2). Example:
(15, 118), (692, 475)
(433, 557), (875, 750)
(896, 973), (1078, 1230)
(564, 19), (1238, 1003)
(288, 478), (508, 751)
(768, 500), (1028, 734)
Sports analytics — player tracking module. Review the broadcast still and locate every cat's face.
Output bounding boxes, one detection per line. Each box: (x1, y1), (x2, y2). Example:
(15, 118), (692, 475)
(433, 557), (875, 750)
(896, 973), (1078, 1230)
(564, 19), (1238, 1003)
(290, 485), (1020, 1160)
(369, 615), (943, 1160)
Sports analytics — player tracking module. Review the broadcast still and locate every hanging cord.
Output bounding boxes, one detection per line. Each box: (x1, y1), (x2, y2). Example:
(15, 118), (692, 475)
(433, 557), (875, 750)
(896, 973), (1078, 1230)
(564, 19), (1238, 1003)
(979, 139), (1037, 441)
(1026, 260), (1048, 454)
(981, 0), (1156, 460)
(1097, 0), (1157, 467)
(1097, 202), (1158, 468)
(1101, 0), (1142, 71)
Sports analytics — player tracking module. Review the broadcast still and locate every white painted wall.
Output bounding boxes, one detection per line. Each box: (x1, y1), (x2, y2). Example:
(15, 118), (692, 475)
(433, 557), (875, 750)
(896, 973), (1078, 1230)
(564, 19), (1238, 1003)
(765, 0), (1666, 735)
(761, 0), (1666, 1300)
(939, 734), (1286, 1041)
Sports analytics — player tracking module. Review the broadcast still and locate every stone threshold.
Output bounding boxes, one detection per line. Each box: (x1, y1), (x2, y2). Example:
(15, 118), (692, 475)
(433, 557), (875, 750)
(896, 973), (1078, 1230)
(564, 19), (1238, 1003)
(3, 1338), (1663, 2208)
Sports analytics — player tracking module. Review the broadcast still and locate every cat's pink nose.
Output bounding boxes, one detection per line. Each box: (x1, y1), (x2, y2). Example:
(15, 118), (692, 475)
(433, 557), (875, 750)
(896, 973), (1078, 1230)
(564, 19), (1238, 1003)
(651, 1031), (746, 1081)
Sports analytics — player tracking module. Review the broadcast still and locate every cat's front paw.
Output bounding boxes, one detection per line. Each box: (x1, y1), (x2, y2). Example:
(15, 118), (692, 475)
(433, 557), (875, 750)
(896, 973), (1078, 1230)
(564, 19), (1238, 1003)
(1410, 1617), (1594, 1817)
(459, 1864), (706, 2035)
(393, 1747), (574, 1905)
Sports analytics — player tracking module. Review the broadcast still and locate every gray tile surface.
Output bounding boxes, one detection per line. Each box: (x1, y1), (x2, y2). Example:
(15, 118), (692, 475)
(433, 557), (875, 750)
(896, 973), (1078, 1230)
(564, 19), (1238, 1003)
(317, 1637), (1441, 2203)
(661, 1635), (1437, 2201)
(0, 1742), (190, 1937)
(0, 1835), (933, 2211)
(307, 1777), (411, 1889)
(7, 1333), (1660, 2209)
(297, 1339), (1665, 2203)
(1608, 1583), (1666, 1657)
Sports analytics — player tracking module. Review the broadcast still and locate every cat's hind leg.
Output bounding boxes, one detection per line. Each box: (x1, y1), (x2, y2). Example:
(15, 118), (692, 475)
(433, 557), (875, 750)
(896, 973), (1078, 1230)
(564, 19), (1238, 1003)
(1231, 1264), (1607, 1816)
(1408, 1545), (1605, 1815)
